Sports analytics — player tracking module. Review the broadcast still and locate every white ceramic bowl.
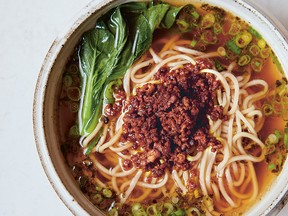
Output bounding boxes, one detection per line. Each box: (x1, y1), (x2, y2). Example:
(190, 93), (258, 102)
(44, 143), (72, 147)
(33, 0), (288, 215)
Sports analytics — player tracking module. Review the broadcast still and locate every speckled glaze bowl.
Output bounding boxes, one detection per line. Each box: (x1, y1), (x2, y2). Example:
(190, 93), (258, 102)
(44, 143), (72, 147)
(33, 0), (288, 215)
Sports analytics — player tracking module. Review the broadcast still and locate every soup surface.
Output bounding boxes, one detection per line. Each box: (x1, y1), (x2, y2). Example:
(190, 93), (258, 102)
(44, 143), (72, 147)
(58, 1), (288, 215)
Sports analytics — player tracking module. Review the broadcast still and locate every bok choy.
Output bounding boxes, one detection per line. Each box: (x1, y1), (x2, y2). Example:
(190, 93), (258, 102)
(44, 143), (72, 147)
(78, 2), (183, 136)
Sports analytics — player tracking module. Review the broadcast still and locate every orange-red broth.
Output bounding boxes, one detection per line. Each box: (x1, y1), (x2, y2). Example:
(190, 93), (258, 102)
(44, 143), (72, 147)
(58, 2), (286, 215)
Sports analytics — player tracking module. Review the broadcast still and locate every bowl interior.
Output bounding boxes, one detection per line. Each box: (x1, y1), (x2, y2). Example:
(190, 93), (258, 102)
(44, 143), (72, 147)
(34, 0), (288, 215)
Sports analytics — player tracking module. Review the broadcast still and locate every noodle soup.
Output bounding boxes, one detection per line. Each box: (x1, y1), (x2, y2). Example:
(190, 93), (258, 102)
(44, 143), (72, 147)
(58, 1), (288, 215)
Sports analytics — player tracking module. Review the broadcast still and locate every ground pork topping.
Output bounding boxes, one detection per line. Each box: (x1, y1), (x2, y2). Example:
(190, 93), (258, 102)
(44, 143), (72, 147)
(121, 59), (224, 177)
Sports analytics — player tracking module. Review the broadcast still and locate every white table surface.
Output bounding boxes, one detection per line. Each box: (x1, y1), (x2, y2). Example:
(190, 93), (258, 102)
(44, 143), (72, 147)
(0, 0), (287, 215)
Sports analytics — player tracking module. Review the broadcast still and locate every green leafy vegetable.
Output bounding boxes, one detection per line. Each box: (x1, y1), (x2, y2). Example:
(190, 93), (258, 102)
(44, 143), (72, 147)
(107, 43), (134, 83)
(104, 79), (122, 104)
(79, 9), (127, 135)
(84, 132), (102, 155)
(162, 6), (183, 29)
(78, 2), (183, 136)
(146, 4), (170, 31)
(121, 2), (147, 12)
(79, 29), (111, 135)
(130, 14), (153, 60)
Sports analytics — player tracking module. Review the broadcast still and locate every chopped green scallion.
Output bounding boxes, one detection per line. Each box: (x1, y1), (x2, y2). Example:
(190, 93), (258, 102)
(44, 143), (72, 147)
(67, 64), (79, 74)
(67, 87), (81, 101)
(255, 61), (260, 67)
(249, 45), (260, 56)
(235, 31), (253, 48)
(162, 203), (174, 216)
(213, 22), (222, 34)
(260, 47), (271, 59)
(238, 55), (251, 66)
(284, 128), (288, 149)
(262, 104), (273, 116)
(109, 207), (118, 216)
(95, 186), (102, 191)
(191, 11), (200, 19)
(172, 196), (179, 204)
(91, 194), (103, 204)
(251, 58), (263, 72)
(268, 163), (275, 170)
(63, 75), (73, 88)
(265, 144), (276, 155)
(201, 30), (217, 44)
(278, 154), (283, 166)
(265, 134), (279, 145)
(171, 209), (185, 216)
(201, 13), (215, 29)
(214, 59), (224, 72)
(186, 207), (201, 216)
(132, 203), (147, 216)
(274, 130), (282, 140)
(190, 40), (197, 47)
(227, 40), (241, 55)
(146, 204), (158, 215)
(203, 195), (214, 212)
(176, 19), (190, 32)
(69, 125), (79, 137)
(229, 23), (241, 35)
(258, 39), (266, 49)
(103, 188), (113, 198)
(217, 47), (226, 56)
(69, 101), (79, 113)
(248, 26), (262, 39)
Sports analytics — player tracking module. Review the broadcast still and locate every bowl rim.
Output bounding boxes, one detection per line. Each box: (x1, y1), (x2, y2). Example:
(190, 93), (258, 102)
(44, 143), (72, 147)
(33, 0), (288, 215)
(33, 0), (116, 215)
